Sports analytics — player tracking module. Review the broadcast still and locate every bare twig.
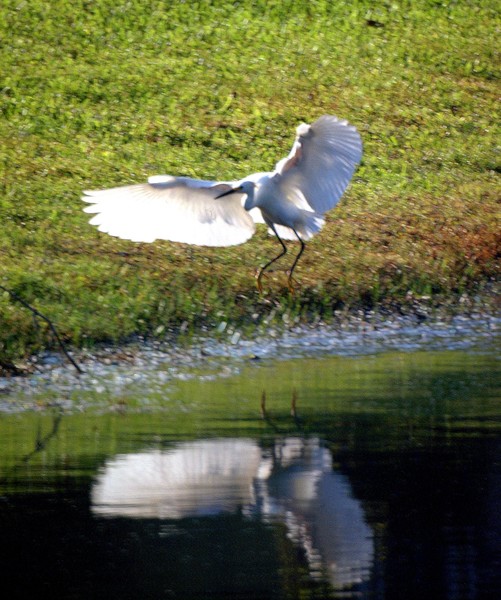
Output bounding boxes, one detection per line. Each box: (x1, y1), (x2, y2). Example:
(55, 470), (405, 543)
(0, 283), (84, 374)
(0, 411), (64, 484)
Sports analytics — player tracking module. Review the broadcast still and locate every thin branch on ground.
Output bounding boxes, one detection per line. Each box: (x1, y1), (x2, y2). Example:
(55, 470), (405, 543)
(0, 283), (84, 374)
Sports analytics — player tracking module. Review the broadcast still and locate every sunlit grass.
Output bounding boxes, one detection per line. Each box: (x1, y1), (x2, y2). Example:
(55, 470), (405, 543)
(0, 1), (499, 364)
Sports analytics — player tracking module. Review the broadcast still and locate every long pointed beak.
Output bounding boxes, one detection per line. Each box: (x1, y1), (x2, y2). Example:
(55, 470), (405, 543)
(215, 186), (240, 199)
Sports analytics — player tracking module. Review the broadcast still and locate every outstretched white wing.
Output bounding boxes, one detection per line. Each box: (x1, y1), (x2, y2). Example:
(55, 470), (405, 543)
(273, 115), (362, 215)
(82, 176), (255, 246)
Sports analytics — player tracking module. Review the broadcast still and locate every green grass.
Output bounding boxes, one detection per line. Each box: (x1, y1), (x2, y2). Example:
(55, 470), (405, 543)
(0, 0), (499, 365)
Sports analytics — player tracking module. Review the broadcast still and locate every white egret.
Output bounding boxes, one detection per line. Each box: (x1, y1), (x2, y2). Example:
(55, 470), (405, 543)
(83, 115), (362, 292)
(91, 437), (374, 589)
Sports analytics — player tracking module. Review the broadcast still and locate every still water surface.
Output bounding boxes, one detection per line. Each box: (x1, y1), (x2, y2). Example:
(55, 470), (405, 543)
(0, 335), (499, 599)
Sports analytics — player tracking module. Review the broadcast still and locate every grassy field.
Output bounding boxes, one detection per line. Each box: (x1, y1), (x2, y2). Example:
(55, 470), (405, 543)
(0, 1), (499, 366)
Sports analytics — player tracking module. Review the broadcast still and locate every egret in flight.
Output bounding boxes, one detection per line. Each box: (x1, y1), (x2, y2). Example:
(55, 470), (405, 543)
(83, 115), (362, 292)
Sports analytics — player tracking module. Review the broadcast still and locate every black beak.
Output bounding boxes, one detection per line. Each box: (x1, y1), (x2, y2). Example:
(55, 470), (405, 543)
(215, 187), (238, 199)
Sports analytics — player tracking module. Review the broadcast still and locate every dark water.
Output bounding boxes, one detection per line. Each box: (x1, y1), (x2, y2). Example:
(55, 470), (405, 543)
(0, 345), (499, 599)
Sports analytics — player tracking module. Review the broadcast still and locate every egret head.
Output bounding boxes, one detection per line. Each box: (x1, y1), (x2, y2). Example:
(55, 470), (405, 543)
(215, 180), (255, 199)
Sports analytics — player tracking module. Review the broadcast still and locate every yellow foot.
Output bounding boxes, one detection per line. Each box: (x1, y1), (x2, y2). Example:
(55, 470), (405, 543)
(255, 269), (264, 294)
(286, 272), (298, 294)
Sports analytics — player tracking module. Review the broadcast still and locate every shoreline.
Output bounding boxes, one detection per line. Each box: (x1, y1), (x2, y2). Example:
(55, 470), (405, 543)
(1, 303), (499, 411)
(3, 294), (500, 372)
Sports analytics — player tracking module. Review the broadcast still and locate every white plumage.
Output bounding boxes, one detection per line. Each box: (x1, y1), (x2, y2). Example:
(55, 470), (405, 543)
(83, 115), (362, 291)
(91, 437), (374, 589)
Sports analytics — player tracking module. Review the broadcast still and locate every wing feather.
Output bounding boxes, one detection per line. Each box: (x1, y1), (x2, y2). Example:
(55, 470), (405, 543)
(82, 177), (255, 246)
(273, 115), (362, 214)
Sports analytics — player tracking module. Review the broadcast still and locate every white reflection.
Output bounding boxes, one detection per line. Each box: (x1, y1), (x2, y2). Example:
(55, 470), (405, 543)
(92, 439), (263, 519)
(91, 437), (373, 590)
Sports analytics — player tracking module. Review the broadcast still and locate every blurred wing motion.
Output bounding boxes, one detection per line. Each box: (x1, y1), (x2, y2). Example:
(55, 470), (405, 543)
(274, 115), (363, 214)
(83, 176), (254, 246)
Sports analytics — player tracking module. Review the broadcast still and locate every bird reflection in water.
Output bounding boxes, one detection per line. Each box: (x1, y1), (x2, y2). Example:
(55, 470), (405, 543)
(91, 436), (374, 591)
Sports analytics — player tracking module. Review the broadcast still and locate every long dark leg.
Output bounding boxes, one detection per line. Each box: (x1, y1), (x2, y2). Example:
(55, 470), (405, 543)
(256, 223), (288, 293)
(287, 228), (305, 293)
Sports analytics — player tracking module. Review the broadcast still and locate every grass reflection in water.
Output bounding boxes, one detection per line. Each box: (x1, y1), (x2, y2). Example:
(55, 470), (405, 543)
(0, 348), (499, 599)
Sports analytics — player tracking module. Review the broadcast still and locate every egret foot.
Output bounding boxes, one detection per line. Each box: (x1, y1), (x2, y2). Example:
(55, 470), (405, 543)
(256, 269), (265, 294)
(286, 271), (299, 294)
